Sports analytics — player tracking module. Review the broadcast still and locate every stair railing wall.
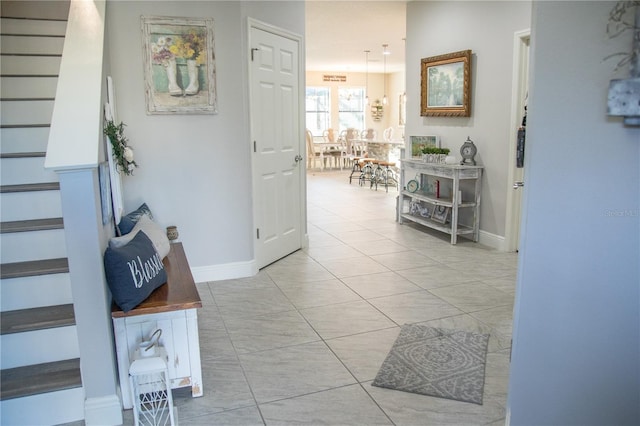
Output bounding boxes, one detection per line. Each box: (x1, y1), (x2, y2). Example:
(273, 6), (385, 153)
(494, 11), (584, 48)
(44, 1), (122, 424)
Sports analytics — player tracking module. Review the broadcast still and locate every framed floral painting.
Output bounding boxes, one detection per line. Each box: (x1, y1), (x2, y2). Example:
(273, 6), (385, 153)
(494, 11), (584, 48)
(141, 16), (217, 114)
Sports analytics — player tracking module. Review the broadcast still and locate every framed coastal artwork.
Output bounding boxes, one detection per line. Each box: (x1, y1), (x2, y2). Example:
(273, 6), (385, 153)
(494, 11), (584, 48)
(420, 50), (472, 117)
(141, 16), (217, 114)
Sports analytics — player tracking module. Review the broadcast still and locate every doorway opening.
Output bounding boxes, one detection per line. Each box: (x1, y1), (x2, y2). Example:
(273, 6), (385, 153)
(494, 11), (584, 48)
(505, 29), (531, 252)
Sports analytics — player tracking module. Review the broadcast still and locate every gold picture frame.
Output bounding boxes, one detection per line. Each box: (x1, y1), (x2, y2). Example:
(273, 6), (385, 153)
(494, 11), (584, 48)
(420, 50), (472, 117)
(141, 16), (218, 115)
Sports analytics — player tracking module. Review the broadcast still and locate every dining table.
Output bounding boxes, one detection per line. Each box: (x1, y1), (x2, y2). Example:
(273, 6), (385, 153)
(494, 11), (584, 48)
(312, 141), (342, 169)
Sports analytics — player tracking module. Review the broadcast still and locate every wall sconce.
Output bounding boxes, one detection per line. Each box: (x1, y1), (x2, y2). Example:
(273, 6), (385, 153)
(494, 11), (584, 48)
(371, 99), (383, 121)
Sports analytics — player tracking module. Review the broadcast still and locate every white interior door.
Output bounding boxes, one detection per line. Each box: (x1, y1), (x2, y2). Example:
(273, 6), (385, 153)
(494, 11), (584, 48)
(250, 24), (304, 269)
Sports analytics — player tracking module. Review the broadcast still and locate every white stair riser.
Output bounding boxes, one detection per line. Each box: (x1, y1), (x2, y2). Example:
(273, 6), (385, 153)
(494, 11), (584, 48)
(0, 35), (64, 55)
(1, 157), (58, 185)
(1, 191), (62, 221)
(1, 76), (58, 99)
(0, 17), (67, 36)
(1, 326), (79, 369)
(1, 273), (72, 311)
(0, 100), (54, 126)
(0, 127), (50, 154)
(0, 55), (62, 76)
(1, 386), (84, 426)
(0, 228), (67, 263)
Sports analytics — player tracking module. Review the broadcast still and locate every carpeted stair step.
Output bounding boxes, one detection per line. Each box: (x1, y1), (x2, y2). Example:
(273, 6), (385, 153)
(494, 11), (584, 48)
(0, 182), (59, 193)
(1, 217), (63, 233)
(0, 257), (68, 279)
(0, 358), (81, 401)
(1, 304), (75, 335)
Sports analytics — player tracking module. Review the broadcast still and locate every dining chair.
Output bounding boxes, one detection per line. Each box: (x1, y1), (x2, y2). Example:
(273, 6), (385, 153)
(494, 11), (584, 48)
(322, 128), (336, 143)
(306, 129), (324, 170)
(383, 127), (394, 141)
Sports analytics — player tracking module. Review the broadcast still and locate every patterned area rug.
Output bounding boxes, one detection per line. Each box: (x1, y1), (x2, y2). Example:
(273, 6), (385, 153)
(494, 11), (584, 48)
(372, 324), (490, 405)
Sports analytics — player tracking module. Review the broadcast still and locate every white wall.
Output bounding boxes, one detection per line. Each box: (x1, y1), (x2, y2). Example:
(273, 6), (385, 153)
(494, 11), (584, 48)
(105, 1), (303, 277)
(405, 1), (531, 240)
(507, 2), (640, 424)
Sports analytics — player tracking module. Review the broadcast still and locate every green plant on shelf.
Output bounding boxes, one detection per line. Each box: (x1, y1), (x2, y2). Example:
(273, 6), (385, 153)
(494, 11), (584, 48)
(421, 146), (450, 155)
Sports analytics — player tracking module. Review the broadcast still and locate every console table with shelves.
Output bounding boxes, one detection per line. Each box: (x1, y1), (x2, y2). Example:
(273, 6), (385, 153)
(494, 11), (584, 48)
(398, 159), (483, 244)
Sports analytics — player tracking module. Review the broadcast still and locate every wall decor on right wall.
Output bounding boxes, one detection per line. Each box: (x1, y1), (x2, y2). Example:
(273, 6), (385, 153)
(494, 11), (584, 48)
(420, 49), (472, 117)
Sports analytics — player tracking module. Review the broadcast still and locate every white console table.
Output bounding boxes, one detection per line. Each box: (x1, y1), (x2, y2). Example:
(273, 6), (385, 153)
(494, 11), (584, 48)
(398, 159), (483, 244)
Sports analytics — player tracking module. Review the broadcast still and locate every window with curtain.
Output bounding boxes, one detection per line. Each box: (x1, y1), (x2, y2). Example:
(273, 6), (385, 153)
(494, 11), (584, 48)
(338, 87), (365, 132)
(305, 87), (330, 136)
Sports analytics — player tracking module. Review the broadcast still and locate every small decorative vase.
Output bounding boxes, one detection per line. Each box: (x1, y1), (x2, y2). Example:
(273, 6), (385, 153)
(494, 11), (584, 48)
(185, 59), (199, 95)
(166, 226), (179, 242)
(164, 58), (182, 96)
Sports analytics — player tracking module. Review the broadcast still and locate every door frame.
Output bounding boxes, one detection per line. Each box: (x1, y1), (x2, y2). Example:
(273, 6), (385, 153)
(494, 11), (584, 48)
(504, 29), (531, 252)
(247, 18), (308, 270)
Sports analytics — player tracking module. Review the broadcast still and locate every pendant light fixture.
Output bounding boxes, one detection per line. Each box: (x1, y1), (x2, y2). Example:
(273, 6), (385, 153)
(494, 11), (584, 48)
(382, 44), (389, 105)
(364, 50), (370, 105)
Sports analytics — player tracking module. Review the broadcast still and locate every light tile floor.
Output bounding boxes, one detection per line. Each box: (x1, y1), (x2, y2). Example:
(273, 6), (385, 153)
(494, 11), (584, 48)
(124, 169), (517, 425)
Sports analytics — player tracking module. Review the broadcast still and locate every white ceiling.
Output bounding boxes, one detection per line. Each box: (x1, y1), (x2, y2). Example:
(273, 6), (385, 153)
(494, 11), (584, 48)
(305, 1), (407, 74)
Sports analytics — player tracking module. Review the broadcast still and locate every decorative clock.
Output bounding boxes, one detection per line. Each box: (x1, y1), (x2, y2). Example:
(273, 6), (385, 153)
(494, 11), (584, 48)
(406, 179), (419, 193)
(460, 137), (477, 165)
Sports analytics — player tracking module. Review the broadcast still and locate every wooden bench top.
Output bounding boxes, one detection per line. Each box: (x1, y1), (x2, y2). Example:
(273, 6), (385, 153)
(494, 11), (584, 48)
(111, 242), (202, 319)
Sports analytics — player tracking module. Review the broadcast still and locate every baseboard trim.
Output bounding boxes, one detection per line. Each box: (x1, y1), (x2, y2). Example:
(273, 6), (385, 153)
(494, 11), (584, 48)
(84, 394), (122, 426)
(191, 259), (257, 283)
(478, 229), (506, 251)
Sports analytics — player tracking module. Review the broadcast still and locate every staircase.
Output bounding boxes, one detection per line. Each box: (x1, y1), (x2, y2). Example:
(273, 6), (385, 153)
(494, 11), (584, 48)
(0, 1), (85, 424)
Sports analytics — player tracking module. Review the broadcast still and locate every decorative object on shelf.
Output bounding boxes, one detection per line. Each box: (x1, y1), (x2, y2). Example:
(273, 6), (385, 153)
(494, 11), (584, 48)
(371, 99), (384, 121)
(104, 120), (138, 175)
(421, 50), (472, 117)
(460, 136), (478, 165)
(605, 1), (640, 126)
(142, 15), (217, 114)
(411, 135), (440, 157)
(409, 200), (431, 217)
(421, 147), (450, 164)
(166, 226), (179, 242)
(431, 205), (450, 224)
(445, 155), (458, 165)
(407, 178), (420, 193)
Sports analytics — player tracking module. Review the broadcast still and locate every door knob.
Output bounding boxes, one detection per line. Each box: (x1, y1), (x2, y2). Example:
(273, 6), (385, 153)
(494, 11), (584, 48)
(294, 154), (303, 162)
(513, 181), (524, 189)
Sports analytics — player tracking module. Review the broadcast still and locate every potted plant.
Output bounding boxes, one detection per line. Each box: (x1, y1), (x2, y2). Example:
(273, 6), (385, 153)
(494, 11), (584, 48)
(421, 146), (450, 163)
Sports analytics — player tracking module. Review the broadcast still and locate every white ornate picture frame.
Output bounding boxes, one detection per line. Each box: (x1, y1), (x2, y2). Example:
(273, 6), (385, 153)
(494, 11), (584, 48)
(141, 16), (217, 114)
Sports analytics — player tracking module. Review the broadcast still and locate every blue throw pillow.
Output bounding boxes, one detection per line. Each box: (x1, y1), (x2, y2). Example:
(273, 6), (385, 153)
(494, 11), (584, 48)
(117, 203), (154, 235)
(104, 230), (167, 312)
